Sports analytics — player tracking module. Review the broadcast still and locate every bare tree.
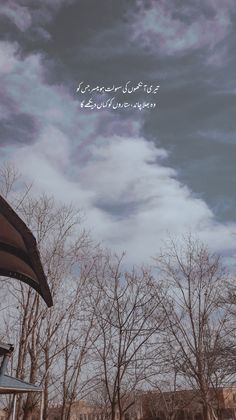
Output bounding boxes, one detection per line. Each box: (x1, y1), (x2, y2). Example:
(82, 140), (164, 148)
(0, 162), (20, 199)
(88, 253), (165, 420)
(0, 166), (95, 419)
(58, 255), (103, 420)
(2, 164), (235, 420)
(17, 195), (93, 420)
(155, 236), (232, 420)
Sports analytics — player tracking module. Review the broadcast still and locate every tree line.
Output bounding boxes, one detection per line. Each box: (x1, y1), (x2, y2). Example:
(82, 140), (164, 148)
(0, 164), (236, 420)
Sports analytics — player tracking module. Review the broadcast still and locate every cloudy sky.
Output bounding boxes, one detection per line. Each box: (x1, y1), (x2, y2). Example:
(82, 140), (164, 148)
(0, 0), (236, 265)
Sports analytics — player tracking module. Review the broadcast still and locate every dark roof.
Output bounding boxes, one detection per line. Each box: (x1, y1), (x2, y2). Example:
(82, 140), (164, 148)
(0, 375), (42, 394)
(0, 342), (14, 357)
(0, 195), (53, 307)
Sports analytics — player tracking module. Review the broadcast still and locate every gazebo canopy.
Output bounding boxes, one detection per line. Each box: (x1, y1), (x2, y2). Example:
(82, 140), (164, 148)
(0, 195), (52, 307)
(0, 375), (42, 394)
(0, 342), (42, 395)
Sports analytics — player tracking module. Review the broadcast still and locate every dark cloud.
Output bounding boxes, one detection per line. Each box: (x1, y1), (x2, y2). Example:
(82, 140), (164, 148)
(0, 0), (236, 227)
(0, 113), (38, 145)
(94, 198), (147, 220)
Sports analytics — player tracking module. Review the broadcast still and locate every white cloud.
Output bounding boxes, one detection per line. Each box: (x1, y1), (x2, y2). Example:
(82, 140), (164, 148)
(0, 0), (76, 32)
(0, 2), (32, 31)
(72, 136), (236, 264)
(13, 133), (236, 266)
(1, 41), (236, 266)
(0, 41), (19, 74)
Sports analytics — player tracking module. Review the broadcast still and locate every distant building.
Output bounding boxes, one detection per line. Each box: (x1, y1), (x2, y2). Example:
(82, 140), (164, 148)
(13, 387), (236, 419)
(47, 388), (236, 420)
(141, 388), (236, 420)
(46, 399), (142, 420)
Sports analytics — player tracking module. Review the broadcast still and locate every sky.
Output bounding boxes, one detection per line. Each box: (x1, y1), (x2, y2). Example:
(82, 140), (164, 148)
(0, 0), (236, 265)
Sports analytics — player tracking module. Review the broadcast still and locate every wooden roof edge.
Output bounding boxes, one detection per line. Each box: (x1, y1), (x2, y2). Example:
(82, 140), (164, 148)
(0, 195), (53, 307)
